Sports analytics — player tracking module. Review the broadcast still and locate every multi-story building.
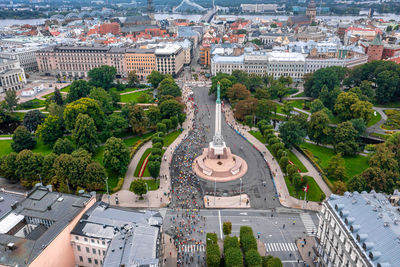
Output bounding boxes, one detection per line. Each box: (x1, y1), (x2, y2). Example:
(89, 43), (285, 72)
(240, 3), (278, 13)
(125, 48), (156, 80)
(0, 186), (95, 267)
(211, 49), (368, 79)
(70, 201), (163, 267)
(0, 57), (27, 94)
(155, 44), (185, 76)
(200, 44), (211, 66)
(316, 191), (400, 267)
(0, 47), (40, 72)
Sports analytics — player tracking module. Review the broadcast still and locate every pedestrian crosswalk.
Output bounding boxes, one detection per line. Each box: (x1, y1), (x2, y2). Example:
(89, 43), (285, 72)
(264, 242), (298, 252)
(300, 213), (317, 236)
(179, 244), (205, 253)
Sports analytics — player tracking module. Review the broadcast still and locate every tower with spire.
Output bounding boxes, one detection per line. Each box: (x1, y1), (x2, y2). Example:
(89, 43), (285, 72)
(306, 0), (317, 22)
(209, 82), (226, 156)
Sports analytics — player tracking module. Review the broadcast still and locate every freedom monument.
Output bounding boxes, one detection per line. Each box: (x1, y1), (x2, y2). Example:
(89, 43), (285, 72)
(193, 83), (248, 182)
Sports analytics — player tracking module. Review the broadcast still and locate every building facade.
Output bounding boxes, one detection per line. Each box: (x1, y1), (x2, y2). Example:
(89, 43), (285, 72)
(316, 192), (400, 267)
(0, 57), (27, 94)
(155, 44), (185, 76)
(125, 48), (156, 80)
(0, 47), (39, 72)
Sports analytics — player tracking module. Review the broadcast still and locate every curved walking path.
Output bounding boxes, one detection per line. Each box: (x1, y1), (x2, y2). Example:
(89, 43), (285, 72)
(367, 107), (400, 135)
(104, 83), (195, 207)
(223, 104), (323, 211)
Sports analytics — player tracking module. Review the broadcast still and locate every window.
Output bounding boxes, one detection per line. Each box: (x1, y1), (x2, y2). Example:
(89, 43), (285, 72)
(86, 247), (90, 253)
(88, 257), (92, 264)
(75, 236), (79, 240)
(95, 259), (99, 265)
(84, 238), (88, 242)
(92, 248), (96, 254)
(79, 256), (83, 262)
(77, 245), (81, 252)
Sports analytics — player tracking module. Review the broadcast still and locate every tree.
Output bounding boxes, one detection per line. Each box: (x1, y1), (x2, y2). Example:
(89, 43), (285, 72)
(4, 90), (18, 111)
(234, 97), (258, 121)
(225, 247), (243, 267)
(15, 150), (43, 187)
(63, 97), (104, 130)
(147, 70), (164, 88)
(286, 164), (299, 183)
(276, 85), (289, 102)
(53, 138), (74, 155)
(53, 88), (63, 105)
(66, 80), (93, 103)
(162, 119), (172, 131)
(246, 249), (262, 267)
(130, 178), (147, 199)
(128, 104), (148, 134)
(102, 137), (130, 175)
(88, 87), (114, 114)
(262, 256), (283, 267)
(88, 65), (116, 90)
(351, 100), (373, 123)
(147, 106), (161, 129)
(127, 70), (140, 87)
(279, 120), (306, 148)
(227, 83), (251, 103)
(105, 113), (129, 136)
(11, 126), (36, 152)
(148, 160), (161, 179)
(310, 99), (325, 113)
(319, 86), (341, 111)
(254, 87), (270, 100)
(279, 156), (289, 174)
(159, 99), (184, 118)
(326, 153), (347, 181)
(376, 70), (399, 104)
(256, 99), (276, 121)
(304, 66), (345, 98)
(84, 162), (107, 191)
(350, 118), (367, 137)
(36, 115), (63, 146)
(282, 101), (294, 119)
(0, 152), (18, 182)
(72, 114), (98, 153)
(308, 111), (331, 145)
(223, 221), (232, 235)
(52, 153), (75, 192)
(347, 175), (367, 192)
(333, 121), (359, 156)
(334, 92), (359, 121)
(157, 76), (181, 97)
(332, 181), (347, 195)
(157, 123), (167, 133)
(23, 110), (45, 132)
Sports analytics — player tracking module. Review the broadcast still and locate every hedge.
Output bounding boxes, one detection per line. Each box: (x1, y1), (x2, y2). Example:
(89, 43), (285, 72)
(224, 236), (240, 252)
(245, 249), (262, 267)
(225, 247), (243, 267)
(240, 226), (257, 253)
(111, 178), (124, 193)
(206, 244), (220, 267)
(206, 233), (218, 246)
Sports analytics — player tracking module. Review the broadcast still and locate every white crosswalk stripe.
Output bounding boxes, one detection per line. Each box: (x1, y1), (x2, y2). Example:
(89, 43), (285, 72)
(300, 213), (317, 236)
(265, 242), (298, 252)
(179, 244), (205, 253)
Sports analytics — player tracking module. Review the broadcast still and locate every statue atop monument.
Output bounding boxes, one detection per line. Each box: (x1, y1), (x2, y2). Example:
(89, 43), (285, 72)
(210, 82), (226, 155)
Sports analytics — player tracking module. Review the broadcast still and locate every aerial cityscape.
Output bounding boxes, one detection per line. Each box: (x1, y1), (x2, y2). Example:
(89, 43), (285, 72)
(0, 0), (400, 266)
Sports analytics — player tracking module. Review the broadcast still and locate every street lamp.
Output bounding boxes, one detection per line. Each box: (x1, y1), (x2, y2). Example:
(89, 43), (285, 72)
(214, 177), (217, 206)
(104, 177), (110, 204)
(239, 177), (242, 206)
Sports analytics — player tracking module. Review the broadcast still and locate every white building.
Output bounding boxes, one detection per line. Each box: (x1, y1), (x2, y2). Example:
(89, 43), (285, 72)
(70, 201), (163, 267)
(316, 192), (400, 267)
(0, 57), (27, 94)
(154, 44), (185, 76)
(0, 47), (40, 72)
(240, 4), (279, 13)
(211, 49), (368, 79)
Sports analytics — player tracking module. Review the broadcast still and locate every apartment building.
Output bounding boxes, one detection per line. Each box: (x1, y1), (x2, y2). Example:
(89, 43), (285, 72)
(211, 49), (367, 79)
(0, 57), (27, 94)
(0, 47), (40, 72)
(155, 44), (185, 76)
(70, 201), (163, 267)
(125, 48), (156, 80)
(0, 186), (95, 267)
(316, 192), (400, 267)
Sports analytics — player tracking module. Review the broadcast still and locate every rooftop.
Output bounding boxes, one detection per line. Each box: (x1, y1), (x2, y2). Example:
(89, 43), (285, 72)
(327, 191), (400, 267)
(0, 186), (93, 267)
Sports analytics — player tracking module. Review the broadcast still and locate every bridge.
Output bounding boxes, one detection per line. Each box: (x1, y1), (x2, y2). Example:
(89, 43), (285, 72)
(200, 9), (216, 23)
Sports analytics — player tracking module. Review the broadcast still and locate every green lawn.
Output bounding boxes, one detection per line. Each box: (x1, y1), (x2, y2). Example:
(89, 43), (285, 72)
(375, 99), (400, 108)
(16, 99), (46, 110)
(249, 130), (267, 144)
(287, 150), (308, 173)
(367, 111), (382, 127)
(134, 148), (152, 177)
(0, 138), (52, 157)
(42, 92), (54, 99)
(164, 130), (181, 147)
(0, 140), (13, 156)
(371, 132), (390, 140)
(120, 90), (153, 103)
(144, 179), (160, 190)
(111, 87), (142, 94)
(292, 92), (305, 98)
(285, 176), (324, 202)
(0, 134), (12, 137)
(60, 85), (70, 92)
(299, 142), (369, 181)
(288, 100), (305, 110)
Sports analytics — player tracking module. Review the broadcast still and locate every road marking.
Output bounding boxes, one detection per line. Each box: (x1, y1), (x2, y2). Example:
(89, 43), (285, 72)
(179, 244), (205, 253)
(239, 212), (248, 215)
(218, 210), (223, 239)
(300, 213), (317, 236)
(265, 242), (298, 252)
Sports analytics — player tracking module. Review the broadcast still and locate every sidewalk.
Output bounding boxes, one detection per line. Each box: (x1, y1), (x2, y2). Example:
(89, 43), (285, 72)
(223, 104), (322, 212)
(104, 83), (195, 208)
(296, 236), (317, 267)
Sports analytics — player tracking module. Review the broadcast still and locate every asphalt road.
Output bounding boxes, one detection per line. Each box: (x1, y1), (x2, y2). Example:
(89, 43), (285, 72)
(192, 86), (280, 209)
(164, 208), (320, 267)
